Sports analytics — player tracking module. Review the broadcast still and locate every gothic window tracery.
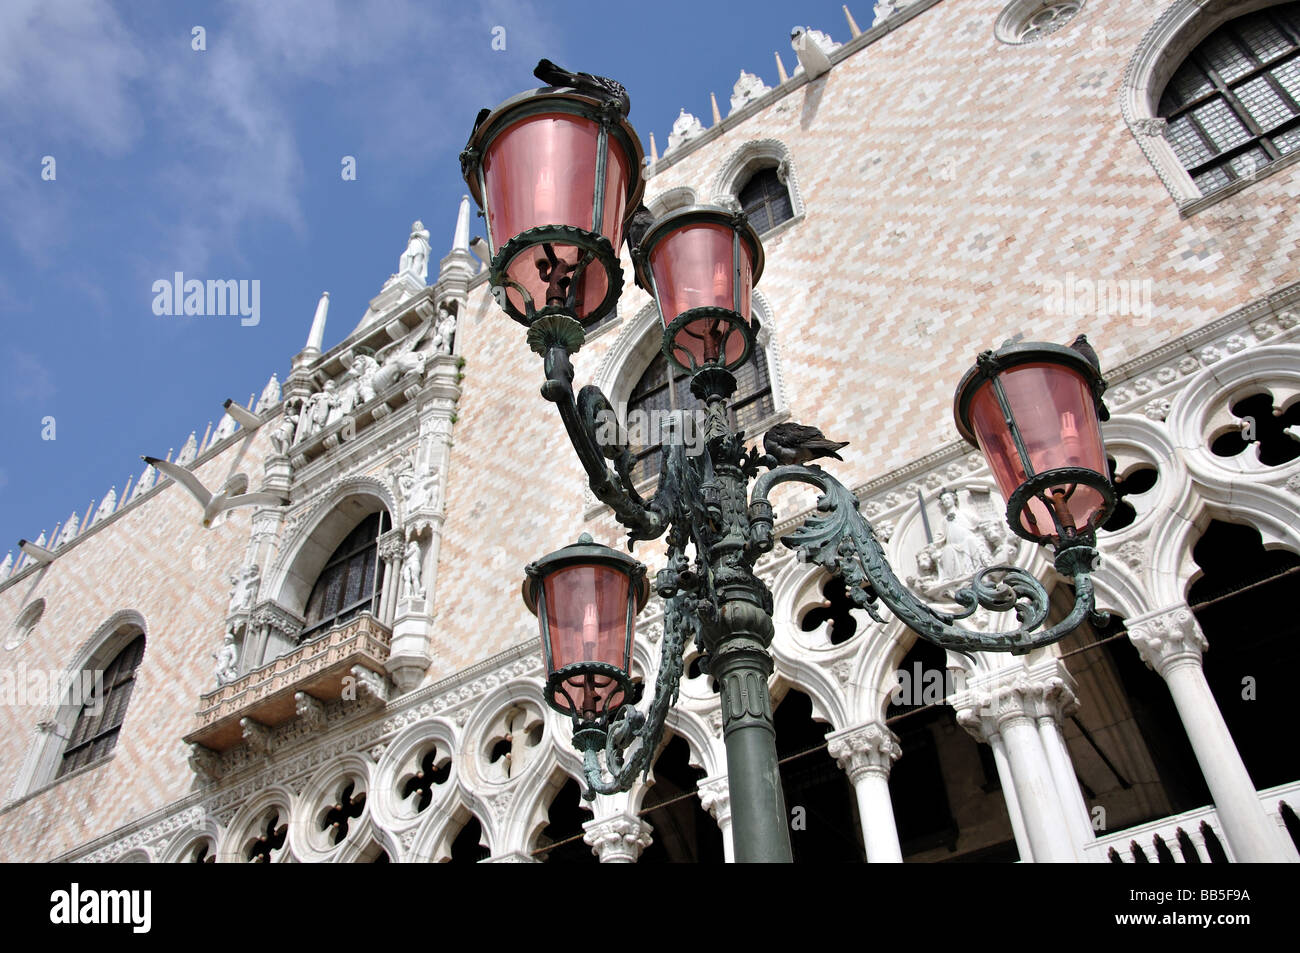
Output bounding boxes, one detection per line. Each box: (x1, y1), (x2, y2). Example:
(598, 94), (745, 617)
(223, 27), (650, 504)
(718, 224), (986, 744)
(1208, 390), (1300, 465)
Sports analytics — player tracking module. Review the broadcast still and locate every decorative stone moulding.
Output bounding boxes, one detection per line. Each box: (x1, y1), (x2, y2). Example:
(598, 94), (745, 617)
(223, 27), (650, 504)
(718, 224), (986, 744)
(185, 614), (392, 753)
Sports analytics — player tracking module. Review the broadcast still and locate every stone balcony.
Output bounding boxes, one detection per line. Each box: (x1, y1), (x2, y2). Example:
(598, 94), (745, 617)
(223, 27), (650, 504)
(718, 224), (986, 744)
(1086, 780), (1300, 863)
(185, 614), (392, 753)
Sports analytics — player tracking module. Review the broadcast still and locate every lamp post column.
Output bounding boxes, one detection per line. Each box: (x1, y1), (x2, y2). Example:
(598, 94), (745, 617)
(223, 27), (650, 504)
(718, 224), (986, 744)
(704, 598), (792, 863)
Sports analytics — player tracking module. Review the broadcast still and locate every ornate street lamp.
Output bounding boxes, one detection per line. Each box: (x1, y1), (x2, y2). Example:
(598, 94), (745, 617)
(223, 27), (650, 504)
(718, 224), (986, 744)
(954, 341), (1115, 546)
(634, 206), (764, 374)
(465, 63), (1114, 863)
(460, 87), (644, 326)
(523, 534), (649, 729)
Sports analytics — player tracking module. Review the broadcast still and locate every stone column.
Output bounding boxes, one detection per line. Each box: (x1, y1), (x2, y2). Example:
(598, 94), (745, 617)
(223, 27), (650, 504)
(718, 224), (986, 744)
(954, 661), (1085, 862)
(376, 530), (405, 628)
(826, 721), (903, 862)
(1128, 604), (1298, 862)
(697, 775), (735, 862)
(582, 814), (653, 863)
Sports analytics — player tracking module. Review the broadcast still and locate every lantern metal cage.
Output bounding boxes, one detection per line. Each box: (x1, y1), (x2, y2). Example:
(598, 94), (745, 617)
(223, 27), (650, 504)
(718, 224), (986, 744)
(461, 88), (645, 328)
(522, 534), (650, 729)
(954, 341), (1117, 546)
(633, 205), (765, 375)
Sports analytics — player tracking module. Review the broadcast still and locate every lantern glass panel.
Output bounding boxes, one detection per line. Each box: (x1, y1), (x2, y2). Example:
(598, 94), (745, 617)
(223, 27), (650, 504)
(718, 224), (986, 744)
(542, 563), (631, 714)
(482, 112), (632, 320)
(968, 362), (1107, 536)
(650, 222), (753, 366)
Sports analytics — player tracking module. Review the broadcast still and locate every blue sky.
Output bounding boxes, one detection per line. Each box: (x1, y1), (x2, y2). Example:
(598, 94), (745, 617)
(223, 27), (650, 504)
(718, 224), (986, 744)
(0, 0), (864, 553)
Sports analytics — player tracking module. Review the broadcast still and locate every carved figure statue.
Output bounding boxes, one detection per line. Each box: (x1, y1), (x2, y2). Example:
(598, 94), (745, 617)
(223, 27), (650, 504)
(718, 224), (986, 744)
(934, 489), (995, 580)
(399, 220), (431, 283)
(401, 537), (425, 600)
(269, 400), (300, 455)
(433, 305), (457, 354)
(214, 630), (239, 686)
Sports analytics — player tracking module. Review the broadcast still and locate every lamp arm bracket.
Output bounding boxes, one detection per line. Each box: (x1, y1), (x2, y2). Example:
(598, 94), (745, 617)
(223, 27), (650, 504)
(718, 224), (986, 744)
(529, 313), (666, 546)
(578, 590), (697, 798)
(748, 465), (1098, 654)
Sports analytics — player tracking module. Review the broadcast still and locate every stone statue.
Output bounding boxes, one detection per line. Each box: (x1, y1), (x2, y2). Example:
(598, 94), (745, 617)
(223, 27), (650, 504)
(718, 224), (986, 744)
(268, 400), (299, 455)
(401, 537), (424, 600)
(934, 489), (995, 580)
(296, 381), (338, 442)
(227, 564), (260, 615)
(0, 552), (11, 578)
(256, 374), (281, 413)
(399, 220), (431, 283)
(214, 631), (239, 686)
(432, 305), (457, 354)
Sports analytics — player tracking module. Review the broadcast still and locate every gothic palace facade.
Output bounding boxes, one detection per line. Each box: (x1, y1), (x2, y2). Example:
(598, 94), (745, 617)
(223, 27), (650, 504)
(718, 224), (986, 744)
(2, 0), (1299, 863)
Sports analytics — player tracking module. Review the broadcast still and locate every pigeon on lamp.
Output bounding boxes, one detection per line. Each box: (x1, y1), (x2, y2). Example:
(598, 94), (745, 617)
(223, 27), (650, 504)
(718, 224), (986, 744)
(790, 27), (833, 80)
(533, 59), (631, 117)
(1068, 334), (1100, 371)
(1068, 334), (1111, 421)
(472, 107), (492, 134)
(763, 422), (849, 465)
(143, 456), (288, 528)
(625, 202), (656, 288)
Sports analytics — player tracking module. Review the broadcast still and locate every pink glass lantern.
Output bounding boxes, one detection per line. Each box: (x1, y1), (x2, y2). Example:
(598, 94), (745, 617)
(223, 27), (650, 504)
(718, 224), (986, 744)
(633, 206), (764, 374)
(462, 89), (644, 326)
(954, 342), (1115, 544)
(523, 534), (649, 724)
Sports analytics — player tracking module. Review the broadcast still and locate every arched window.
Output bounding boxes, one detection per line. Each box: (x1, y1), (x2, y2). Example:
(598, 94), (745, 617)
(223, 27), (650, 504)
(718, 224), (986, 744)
(301, 511), (390, 641)
(1158, 5), (1300, 195)
(58, 633), (145, 778)
(737, 167), (794, 234)
(626, 348), (775, 486)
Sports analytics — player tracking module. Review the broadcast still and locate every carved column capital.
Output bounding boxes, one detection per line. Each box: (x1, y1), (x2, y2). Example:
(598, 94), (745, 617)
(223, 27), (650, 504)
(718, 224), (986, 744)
(582, 814), (654, 863)
(953, 661), (1079, 741)
(826, 721), (901, 783)
(1127, 604), (1206, 677)
(378, 529), (406, 564)
(697, 775), (731, 826)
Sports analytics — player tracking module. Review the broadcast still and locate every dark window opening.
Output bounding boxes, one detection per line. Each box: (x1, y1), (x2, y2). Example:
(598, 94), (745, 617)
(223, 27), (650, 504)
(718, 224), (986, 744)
(58, 633), (146, 777)
(639, 735), (724, 863)
(799, 576), (860, 645)
(627, 349), (775, 488)
(1188, 518), (1300, 790)
(738, 166), (794, 233)
(1101, 457), (1159, 532)
(1208, 391), (1300, 465)
(301, 511), (390, 641)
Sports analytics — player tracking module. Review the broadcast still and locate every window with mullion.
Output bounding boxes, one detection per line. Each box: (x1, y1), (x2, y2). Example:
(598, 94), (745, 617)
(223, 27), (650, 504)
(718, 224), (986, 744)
(301, 512), (389, 640)
(738, 167), (794, 234)
(58, 634), (145, 778)
(626, 348), (776, 488)
(1158, 5), (1300, 194)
